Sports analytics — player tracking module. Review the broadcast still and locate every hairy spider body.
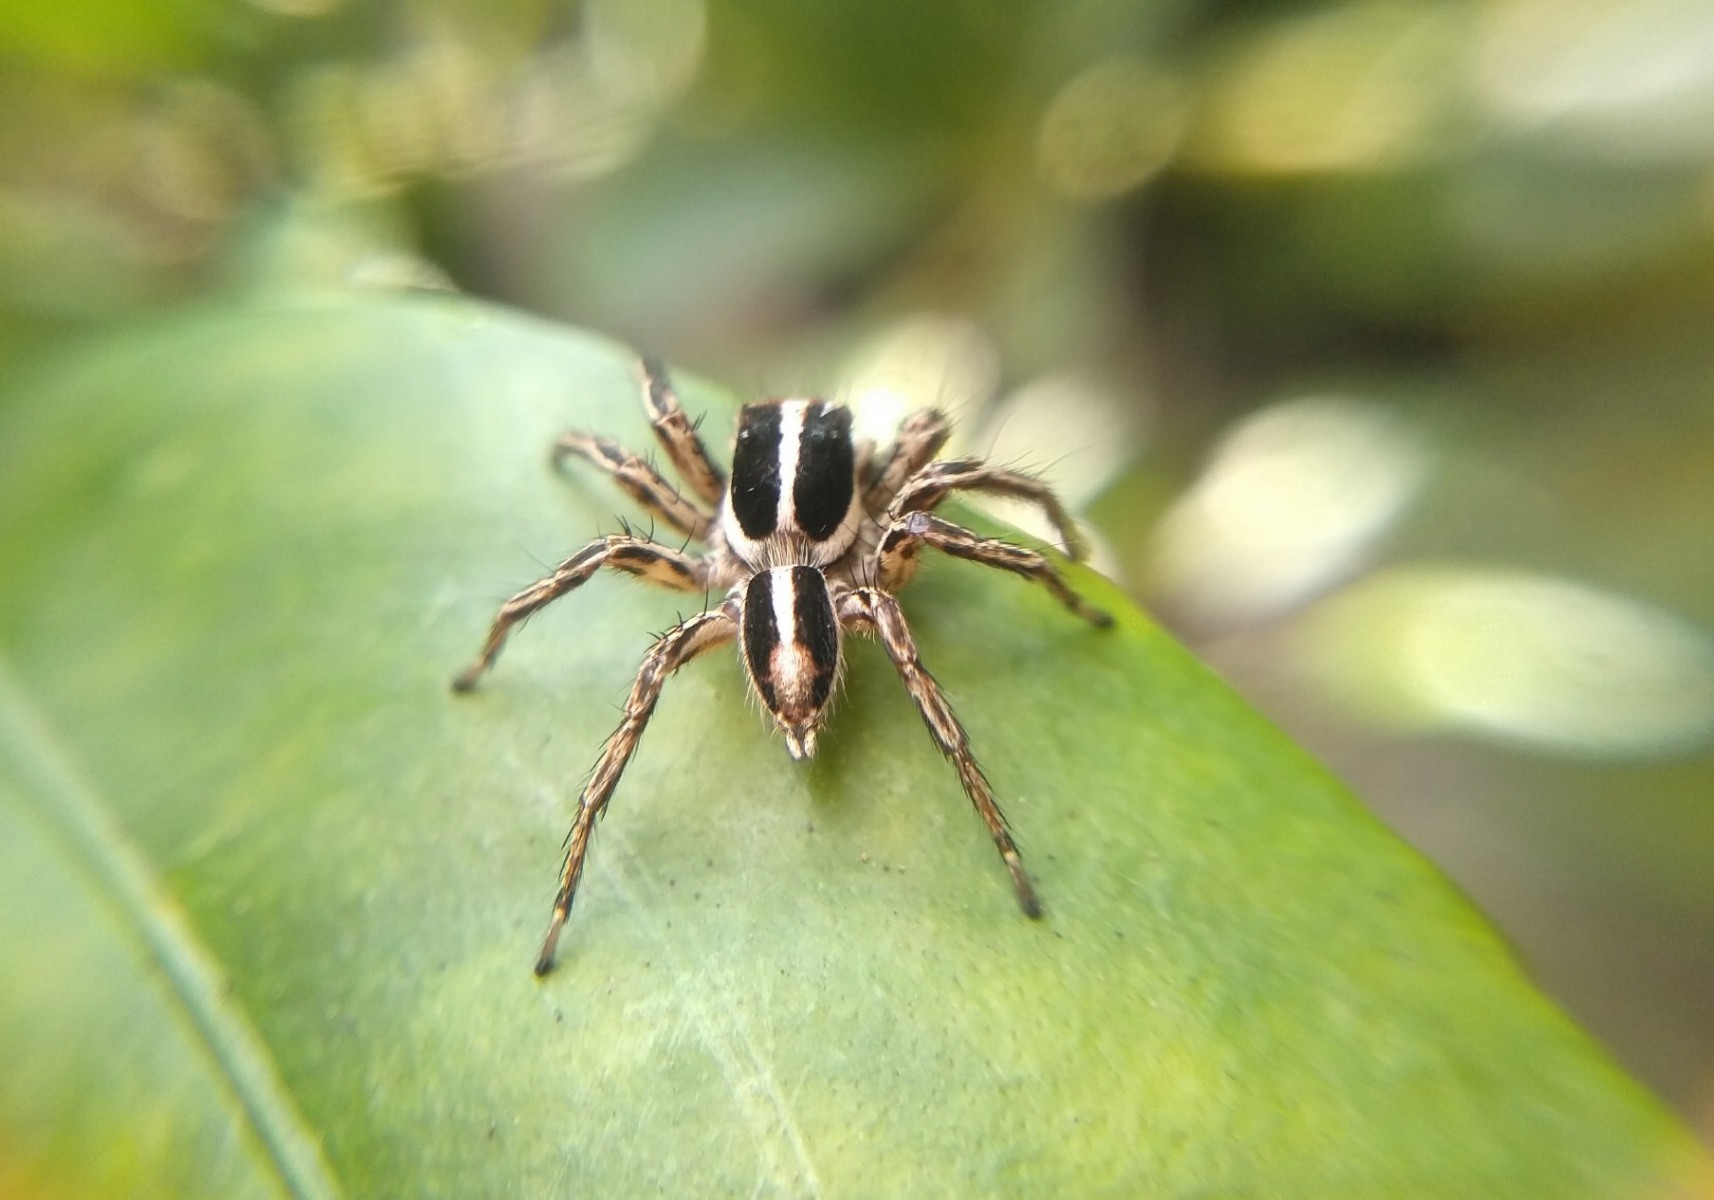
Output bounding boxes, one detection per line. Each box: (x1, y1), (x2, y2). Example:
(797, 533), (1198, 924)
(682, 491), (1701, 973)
(453, 359), (1112, 974)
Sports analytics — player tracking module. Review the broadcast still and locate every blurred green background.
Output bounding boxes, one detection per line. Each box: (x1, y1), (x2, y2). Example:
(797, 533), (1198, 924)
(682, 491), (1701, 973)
(1, 0), (1710, 1151)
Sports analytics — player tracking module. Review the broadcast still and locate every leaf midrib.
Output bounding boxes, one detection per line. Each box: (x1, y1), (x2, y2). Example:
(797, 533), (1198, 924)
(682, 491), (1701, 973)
(0, 655), (343, 1200)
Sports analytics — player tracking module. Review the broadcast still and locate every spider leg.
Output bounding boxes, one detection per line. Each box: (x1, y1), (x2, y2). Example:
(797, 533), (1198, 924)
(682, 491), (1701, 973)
(450, 536), (709, 692)
(839, 587), (1041, 918)
(638, 356), (728, 507)
(878, 511), (1112, 628)
(551, 432), (713, 540)
(861, 408), (951, 516)
(537, 605), (737, 974)
(888, 458), (1089, 560)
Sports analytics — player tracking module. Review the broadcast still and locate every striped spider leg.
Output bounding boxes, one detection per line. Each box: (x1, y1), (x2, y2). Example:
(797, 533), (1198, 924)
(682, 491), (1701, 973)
(453, 360), (1111, 973)
(835, 584), (1042, 918)
(637, 354), (726, 505)
(449, 535), (711, 693)
(549, 432), (712, 540)
(839, 510), (1111, 920)
(547, 356), (726, 540)
(888, 456), (1093, 562)
(535, 605), (738, 974)
(874, 511), (1113, 629)
(860, 408), (951, 515)
(453, 362), (731, 692)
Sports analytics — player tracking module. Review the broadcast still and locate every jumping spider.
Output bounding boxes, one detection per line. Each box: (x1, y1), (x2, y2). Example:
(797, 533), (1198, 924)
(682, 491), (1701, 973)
(452, 358), (1112, 974)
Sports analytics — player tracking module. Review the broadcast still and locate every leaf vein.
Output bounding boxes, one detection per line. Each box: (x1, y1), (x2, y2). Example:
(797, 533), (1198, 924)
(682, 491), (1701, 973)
(0, 658), (344, 1200)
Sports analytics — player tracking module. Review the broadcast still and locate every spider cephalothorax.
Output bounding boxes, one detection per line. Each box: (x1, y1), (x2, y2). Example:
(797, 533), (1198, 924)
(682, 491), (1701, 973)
(452, 359), (1112, 974)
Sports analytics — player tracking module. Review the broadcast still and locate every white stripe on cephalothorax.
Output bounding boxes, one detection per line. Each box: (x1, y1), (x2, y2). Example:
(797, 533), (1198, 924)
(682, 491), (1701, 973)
(774, 400), (808, 534)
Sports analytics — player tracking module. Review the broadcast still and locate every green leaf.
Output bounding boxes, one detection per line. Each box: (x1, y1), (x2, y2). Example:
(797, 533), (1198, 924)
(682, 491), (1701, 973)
(0, 294), (1704, 1199)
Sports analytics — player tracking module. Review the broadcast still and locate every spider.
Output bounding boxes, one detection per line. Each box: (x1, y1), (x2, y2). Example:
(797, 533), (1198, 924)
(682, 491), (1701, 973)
(452, 358), (1113, 974)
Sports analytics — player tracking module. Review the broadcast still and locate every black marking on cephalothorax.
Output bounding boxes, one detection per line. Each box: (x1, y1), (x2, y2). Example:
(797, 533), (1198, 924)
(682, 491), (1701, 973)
(789, 565), (840, 708)
(741, 570), (781, 710)
(729, 403), (783, 540)
(793, 403), (855, 543)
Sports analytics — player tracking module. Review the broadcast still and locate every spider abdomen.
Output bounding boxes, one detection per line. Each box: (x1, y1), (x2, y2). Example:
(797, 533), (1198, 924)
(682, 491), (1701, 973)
(740, 564), (842, 761)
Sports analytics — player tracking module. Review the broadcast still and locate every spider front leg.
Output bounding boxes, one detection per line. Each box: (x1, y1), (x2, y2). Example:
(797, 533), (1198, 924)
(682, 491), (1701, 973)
(450, 536), (708, 692)
(861, 408), (951, 515)
(890, 458), (1090, 561)
(838, 586), (1041, 919)
(877, 511), (1112, 628)
(537, 605), (737, 974)
(639, 356), (727, 506)
(551, 432), (713, 541)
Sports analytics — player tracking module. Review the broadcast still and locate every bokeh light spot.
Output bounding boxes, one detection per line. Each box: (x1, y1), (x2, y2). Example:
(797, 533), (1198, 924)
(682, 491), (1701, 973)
(1473, 0), (1714, 164)
(1188, 0), (1455, 175)
(1298, 568), (1714, 757)
(1148, 396), (1430, 628)
(1036, 58), (1185, 201)
(839, 314), (1001, 448)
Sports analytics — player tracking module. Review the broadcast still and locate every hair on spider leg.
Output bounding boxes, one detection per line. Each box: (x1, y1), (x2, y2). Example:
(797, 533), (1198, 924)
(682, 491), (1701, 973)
(855, 555), (881, 591)
(968, 416), (1114, 557)
(452, 358), (1109, 972)
(500, 537), (559, 576)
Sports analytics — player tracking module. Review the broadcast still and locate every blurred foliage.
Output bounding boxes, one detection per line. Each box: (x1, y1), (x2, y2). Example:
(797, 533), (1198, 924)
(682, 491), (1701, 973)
(0, 0), (1712, 1178)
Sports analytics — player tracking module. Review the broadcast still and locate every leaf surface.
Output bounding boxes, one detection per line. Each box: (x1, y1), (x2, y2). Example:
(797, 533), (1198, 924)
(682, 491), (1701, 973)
(0, 294), (1701, 1199)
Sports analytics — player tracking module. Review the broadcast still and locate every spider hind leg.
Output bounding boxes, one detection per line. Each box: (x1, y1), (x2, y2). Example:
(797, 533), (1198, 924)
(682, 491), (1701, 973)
(838, 586), (1042, 918)
(536, 605), (737, 974)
